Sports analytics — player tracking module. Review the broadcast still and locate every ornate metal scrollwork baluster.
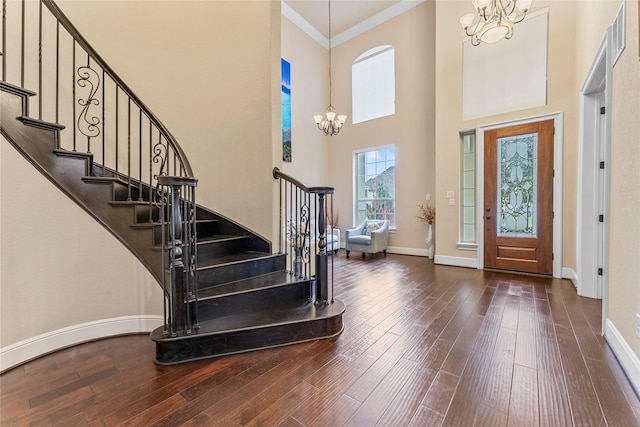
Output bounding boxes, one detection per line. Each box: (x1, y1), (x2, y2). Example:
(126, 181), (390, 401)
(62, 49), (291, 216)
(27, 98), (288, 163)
(76, 65), (101, 151)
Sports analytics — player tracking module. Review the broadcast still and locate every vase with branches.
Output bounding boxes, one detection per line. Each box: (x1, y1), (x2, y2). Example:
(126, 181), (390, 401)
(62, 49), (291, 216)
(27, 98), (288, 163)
(417, 204), (436, 259)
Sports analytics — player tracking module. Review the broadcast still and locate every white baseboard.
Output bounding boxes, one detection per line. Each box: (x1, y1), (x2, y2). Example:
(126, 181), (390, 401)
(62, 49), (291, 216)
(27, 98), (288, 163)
(434, 255), (479, 269)
(604, 318), (640, 397)
(0, 315), (163, 372)
(387, 246), (429, 257)
(562, 267), (579, 289)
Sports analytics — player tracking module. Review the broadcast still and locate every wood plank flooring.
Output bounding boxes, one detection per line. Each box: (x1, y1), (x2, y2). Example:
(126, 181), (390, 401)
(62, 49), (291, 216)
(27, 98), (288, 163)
(2, 254), (639, 426)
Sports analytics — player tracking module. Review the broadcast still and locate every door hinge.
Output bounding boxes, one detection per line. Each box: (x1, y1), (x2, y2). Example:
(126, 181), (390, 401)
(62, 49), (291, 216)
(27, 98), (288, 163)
(552, 253), (554, 260)
(600, 161), (605, 169)
(600, 106), (606, 115)
(553, 169), (555, 177)
(598, 268), (603, 276)
(552, 211), (555, 219)
(599, 214), (604, 223)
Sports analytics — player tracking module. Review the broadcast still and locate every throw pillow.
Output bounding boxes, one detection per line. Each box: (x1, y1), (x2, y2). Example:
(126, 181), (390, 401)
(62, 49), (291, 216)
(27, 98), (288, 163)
(365, 221), (382, 236)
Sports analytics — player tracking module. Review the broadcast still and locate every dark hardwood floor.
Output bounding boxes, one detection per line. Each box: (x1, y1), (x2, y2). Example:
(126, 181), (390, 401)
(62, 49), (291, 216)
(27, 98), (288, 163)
(2, 254), (639, 426)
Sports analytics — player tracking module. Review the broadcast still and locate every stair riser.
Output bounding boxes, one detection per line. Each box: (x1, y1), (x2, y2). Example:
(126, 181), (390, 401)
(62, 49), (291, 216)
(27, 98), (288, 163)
(152, 220), (218, 245)
(153, 315), (343, 365)
(197, 238), (250, 263)
(196, 282), (311, 322)
(198, 255), (286, 288)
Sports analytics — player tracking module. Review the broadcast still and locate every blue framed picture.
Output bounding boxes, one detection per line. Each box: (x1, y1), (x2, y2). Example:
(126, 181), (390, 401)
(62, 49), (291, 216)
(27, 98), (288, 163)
(282, 58), (292, 162)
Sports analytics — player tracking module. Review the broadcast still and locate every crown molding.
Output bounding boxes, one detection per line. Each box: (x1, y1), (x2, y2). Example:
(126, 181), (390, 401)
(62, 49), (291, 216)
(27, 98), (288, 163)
(282, 0), (425, 49)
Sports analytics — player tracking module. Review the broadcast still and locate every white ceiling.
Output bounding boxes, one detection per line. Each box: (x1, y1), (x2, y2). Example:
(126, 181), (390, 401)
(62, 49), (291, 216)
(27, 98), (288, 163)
(283, 0), (425, 46)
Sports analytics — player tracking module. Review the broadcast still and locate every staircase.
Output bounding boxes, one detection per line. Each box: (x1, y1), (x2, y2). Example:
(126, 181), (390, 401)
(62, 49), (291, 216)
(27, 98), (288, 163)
(1, 0), (344, 365)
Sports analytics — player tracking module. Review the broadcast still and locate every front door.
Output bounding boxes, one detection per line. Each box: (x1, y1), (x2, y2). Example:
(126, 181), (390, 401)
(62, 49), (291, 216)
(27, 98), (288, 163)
(484, 120), (554, 275)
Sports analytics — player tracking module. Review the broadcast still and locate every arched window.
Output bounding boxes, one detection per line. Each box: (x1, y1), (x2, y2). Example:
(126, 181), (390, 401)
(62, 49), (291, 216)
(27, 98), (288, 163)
(352, 45), (395, 124)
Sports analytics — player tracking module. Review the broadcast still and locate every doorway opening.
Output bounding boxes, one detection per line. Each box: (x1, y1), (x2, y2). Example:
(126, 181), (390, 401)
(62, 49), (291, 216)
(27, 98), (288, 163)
(476, 113), (564, 278)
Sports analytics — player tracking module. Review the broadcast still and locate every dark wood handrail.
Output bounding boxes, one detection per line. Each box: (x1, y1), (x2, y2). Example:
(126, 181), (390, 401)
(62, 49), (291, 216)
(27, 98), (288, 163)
(272, 167), (334, 194)
(41, 0), (193, 178)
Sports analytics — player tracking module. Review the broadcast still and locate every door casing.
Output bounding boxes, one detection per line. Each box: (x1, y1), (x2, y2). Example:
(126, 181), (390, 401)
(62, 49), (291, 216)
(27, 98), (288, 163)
(476, 112), (564, 278)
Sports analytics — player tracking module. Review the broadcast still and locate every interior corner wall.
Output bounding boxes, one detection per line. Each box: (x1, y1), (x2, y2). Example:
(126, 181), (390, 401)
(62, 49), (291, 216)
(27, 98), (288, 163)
(281, 18), (330, 186)
(0, 138), (162, 349)
(327, 1), (436, 250)
(56, 0), (279, 242)
(608, 0), (640, 376)
(435, 1), (579, 269)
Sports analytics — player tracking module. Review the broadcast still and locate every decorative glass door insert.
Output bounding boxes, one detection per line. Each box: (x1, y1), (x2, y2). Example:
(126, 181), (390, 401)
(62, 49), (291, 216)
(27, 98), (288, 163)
(483, 120), (554, 275)
(497, 132), (537, 237)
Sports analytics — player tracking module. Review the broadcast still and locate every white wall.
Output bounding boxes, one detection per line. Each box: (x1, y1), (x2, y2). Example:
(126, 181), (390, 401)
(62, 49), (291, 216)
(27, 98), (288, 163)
(328, 1), (436, 251)
(281, 18), (330, 186)
(1, 137), (162, 350)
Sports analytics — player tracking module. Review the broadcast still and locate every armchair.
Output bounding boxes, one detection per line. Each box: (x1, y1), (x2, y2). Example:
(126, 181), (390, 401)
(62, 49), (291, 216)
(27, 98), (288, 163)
(345, 220), (389, 259)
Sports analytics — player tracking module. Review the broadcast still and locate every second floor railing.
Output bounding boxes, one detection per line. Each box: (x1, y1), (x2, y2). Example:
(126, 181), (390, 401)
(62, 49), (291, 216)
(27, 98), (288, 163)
(273, 167), (336, 304)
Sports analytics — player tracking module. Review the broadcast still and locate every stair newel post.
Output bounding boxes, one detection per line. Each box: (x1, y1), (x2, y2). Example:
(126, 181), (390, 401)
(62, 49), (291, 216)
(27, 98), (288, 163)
(182, 179), (199, 334)
(158, 176), (198, 337)
(312, 188), (333, 304)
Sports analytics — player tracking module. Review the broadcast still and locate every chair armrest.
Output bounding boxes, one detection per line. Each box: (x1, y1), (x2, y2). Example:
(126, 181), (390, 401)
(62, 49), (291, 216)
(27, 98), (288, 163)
(370, 221), (390, 247)
(345, 223), (365, 240)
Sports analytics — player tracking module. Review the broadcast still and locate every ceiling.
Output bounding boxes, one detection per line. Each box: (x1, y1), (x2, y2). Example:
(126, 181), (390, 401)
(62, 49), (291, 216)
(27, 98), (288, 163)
(284, 0), (414, 42)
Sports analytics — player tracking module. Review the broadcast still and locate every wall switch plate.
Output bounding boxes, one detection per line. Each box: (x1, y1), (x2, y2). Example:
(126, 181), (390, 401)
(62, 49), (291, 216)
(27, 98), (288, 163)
(446, 191), (455, 198)
(449, 198), (455, 206)
(636, 313), (640, 338)
(426, 194), (431, 201)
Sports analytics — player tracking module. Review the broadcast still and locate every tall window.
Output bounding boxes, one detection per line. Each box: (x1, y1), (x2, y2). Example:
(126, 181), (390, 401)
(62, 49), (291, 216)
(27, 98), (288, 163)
(352, 45), (395, 124)
(459, 131), (476, 246)
(354, 146), (396, 227)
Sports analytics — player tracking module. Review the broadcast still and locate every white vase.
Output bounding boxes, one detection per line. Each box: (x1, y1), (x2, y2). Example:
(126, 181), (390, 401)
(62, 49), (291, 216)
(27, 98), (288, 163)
(426, 223), (434, 259)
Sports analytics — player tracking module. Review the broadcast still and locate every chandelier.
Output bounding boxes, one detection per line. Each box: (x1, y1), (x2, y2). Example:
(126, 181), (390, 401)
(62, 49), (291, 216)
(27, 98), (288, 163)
(459, 0), (532, 46)
(313, 0), (346, 136)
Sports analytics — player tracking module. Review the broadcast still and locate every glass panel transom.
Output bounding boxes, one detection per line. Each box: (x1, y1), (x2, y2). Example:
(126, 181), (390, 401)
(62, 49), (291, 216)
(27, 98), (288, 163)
(497, 132), (538, 237)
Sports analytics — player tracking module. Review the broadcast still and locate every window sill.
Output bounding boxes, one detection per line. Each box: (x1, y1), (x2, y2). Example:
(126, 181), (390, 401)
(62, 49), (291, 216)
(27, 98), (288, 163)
(456, 242), (478, 251)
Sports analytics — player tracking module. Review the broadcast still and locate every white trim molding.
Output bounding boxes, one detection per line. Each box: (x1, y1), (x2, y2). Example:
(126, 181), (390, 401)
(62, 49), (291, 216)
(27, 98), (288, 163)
(562, 267), (579, 289)
(0, 315), (163, 372)
(434, 255), (479, 269)
(387, 246), (429, 257)
(282, 0), (425, 48)
(604, 318), (640, 397)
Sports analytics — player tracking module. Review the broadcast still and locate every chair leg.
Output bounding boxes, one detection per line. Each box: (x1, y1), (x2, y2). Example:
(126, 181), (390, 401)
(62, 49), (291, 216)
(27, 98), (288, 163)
(383, 249), (387, 257)
(346, 250), (350, 258)
(362, 252), (366, 259)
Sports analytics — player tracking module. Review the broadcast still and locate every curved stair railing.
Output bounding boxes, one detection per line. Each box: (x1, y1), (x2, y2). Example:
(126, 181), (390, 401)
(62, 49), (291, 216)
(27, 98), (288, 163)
(2, 0), (193, 185)
(1, 0), (198, 336)
(273, 167), (336, 304)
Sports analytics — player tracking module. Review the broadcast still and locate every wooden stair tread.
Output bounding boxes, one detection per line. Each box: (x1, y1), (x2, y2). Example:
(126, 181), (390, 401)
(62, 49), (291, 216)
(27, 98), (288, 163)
(197, 271), (305, 300)
(196, 251), (276, 270)
(151, 299), (345, 341)
(197, 234), (247, 244)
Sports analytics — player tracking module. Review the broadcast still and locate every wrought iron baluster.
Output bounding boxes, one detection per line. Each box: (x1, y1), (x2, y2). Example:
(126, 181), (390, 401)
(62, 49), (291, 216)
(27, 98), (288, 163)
(127, 98), (131, 200)
(138, 108), (143, 201)
(2, 0), (6, 80)
(38, 0), (42, 119)
(100, 69), (105, 175)
(115, 85), (119, 173)
(77, 55), (101, 153)
(55, 19), (58, 124)
(21, 0), (24, 88)
(72, 40), (76, 151)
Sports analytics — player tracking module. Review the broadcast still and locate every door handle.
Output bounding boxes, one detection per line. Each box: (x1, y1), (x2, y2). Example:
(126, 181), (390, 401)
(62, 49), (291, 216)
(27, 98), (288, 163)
(485, 216), (491, 220)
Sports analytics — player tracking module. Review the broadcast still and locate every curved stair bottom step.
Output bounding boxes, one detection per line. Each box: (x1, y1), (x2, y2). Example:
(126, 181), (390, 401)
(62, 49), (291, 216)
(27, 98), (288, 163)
(151, 299), (345, 365)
